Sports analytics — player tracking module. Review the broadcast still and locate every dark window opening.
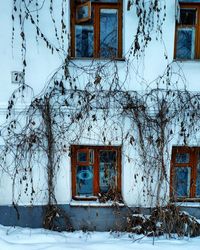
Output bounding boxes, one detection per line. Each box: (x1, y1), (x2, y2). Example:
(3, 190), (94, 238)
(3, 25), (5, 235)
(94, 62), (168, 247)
(175, 3), (200, 60)
(170, 146), (200, 201)
(71, 0), (122, 58)
(71, 145), (121, 199)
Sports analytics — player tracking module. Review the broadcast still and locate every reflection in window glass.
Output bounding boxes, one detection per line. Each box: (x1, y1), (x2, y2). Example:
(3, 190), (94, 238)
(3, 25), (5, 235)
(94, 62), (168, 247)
(75, 25), (94, 57)
(77, 151), (87, 162)
(75, 0), (118, 2)
(76, 5), (90, 21)
(100, 9), (118, 57)
(196, 153), (200, 196)
(99, 151), (117, 192)
(175, 153), (190, 163)
(180, 9), (196, 25)
(176, 28), (195, 59)
(76, 166), (93, 196)
(89, 150), (94, 164)
(174, 167), (191, 197)
(92, 0), (118, 2)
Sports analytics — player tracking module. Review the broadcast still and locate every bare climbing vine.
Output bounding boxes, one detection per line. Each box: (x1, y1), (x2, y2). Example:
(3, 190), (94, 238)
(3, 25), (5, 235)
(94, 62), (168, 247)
(1, 0), (200, 232)
(127, 0), (166, 57)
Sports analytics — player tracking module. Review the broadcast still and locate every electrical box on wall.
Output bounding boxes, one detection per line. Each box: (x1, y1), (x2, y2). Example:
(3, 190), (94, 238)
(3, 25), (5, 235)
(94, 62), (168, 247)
(11, 71), (24, 84)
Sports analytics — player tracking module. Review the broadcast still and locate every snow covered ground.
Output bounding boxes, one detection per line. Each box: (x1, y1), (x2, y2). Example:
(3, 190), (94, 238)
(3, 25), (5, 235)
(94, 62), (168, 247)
(0, 225), (200, 250)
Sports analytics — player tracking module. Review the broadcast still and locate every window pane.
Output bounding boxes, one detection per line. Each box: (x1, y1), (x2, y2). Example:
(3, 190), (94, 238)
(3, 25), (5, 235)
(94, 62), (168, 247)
(176, 28), (195, 59)
(99, 151), (117, 193)
(76, 0), (119, 2)
(196, 153), (200, 197)
(76, 166), (93, 196)
(77, 151), (87, 162)
(76, 4), (90, 21)
(75, 25), (94, 57)
(180, 9), (196, 25)
(89, 150), (94, 164)
(93, 0), (118, 2)
(175, 153), (189, 163)
(174, 167), (191, 197)
(100, 9), (118, 58)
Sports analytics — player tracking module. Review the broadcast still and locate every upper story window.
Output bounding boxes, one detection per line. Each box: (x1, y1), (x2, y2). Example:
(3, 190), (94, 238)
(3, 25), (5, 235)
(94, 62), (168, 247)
(71, 145), (121, 200)
(70, 0), (123, 59)
(175, 2), (200, 60)
(170, 146), (200, 201)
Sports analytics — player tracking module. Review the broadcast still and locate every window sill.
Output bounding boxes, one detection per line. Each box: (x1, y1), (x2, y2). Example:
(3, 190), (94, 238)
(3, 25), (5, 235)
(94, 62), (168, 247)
(173, 59), (200, 62)
(172, 201), (200, 207)
(69, 57), (126, 62)
(70, 199), (125, 207)
(171, 197), (200, 203)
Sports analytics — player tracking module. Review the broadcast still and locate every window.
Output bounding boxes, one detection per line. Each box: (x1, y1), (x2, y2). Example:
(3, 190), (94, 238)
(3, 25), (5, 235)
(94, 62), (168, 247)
(175, 2), (200, 59)
(70, 0), (123, 59)
(71, 145), (121, 199)
(170, 146), (200, 201)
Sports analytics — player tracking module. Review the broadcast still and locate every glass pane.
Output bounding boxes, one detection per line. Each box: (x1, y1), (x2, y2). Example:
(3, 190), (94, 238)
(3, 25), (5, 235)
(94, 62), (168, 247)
(76, 0), (119, 2)
(76, 4), (90, 21)
(180, 9), (196, 25)
(176, 28), (195, 59)
(77, 151), (87, 162)
(76, 166), (93, 196)
(175, 153), (189, 163)
(196, 153), (200, 196)
(92, 0), (118, 2)
(99, 151), (117, 193)
(100, 9), (118, 58)
(75, 25), (94, 57)
(174, 167), (191, 197)
(89, 150), (94, 164)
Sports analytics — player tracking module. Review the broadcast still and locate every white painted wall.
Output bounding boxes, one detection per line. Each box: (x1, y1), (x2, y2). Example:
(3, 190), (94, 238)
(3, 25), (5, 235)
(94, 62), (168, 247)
(0, 0), (199, 207)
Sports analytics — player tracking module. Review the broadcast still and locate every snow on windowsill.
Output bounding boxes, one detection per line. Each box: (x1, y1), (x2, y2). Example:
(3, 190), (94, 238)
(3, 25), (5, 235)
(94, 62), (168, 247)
(69, 57), (126, 62)
(173, 59), (200, 63)
(69, 200), (125, 207)
(174, 202), (200, 207)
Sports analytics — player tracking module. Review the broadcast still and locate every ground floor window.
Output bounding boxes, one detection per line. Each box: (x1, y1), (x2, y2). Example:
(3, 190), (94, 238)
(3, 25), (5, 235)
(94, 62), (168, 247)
(170, 146), (200, 201)
(71, 145), (121, 199)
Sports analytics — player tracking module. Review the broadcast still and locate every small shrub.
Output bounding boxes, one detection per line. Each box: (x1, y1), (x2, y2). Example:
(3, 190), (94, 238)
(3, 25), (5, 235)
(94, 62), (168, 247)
(126, 205), (200, 237)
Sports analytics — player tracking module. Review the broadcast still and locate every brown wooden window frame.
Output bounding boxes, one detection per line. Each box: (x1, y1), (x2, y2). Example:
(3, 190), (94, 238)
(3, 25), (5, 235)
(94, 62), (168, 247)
(170, 146), (200, 201)
(174, 3), (200, 60)
(70, 0), (123, 59)
(71, 145), (121, 200)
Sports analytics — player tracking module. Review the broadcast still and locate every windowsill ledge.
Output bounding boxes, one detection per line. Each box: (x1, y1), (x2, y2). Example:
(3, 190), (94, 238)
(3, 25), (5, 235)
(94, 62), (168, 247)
(69, 57), (126, 62)
(172, 202), (200, 207)
(69, 200), (125, 207)
(173, 59), (200, 63)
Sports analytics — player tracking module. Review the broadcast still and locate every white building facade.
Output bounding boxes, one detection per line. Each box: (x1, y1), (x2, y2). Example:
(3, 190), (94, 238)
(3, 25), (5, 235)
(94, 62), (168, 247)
(0, 0), (200, 230)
